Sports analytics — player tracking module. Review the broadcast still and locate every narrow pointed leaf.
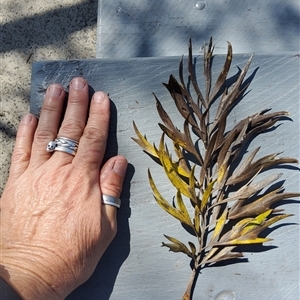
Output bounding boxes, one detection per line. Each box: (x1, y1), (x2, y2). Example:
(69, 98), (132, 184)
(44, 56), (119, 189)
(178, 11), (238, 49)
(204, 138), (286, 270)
(218, 237), (271, 246)
(132, 121), (158, 158)
(210, 206), (228, 243)
(162, 235), (193, 258)
(201, 179), (217, 212)
(188, 38), (206, 108)
(194, 204), (201, 236)
(205, 246), (243, 264)
(173, 142), (191, 178)
(209, 42), (232, 103)
(148, 170), (193, 228)
(155, 95), (176, 131)
(175, 190), (194, 227)
(156, 136), (196, 201)
(188, 242), (197, 259)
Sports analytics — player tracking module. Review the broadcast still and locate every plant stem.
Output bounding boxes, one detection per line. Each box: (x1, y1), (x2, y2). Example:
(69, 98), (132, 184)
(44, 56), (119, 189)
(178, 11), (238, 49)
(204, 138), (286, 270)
(181, 268), (197, 300)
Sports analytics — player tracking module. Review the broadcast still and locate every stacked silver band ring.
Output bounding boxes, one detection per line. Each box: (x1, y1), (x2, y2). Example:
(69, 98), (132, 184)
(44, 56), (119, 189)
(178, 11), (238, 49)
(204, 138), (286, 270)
(102, 194), (121, 208)
(46, 137), (79, 156)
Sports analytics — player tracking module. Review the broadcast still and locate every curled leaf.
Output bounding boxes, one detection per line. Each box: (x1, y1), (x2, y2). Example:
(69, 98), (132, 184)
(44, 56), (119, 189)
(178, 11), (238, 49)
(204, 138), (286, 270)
(162, 235), (193, 258)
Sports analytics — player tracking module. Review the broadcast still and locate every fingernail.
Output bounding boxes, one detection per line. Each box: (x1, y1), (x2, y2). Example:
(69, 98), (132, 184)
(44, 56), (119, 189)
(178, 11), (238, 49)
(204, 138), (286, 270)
(113, 159), (127, 176)
(21, 114), (33, 124)
(49, 85), (63, 97)
(93, 92), (106, 103)
(71, 77), (86, 90)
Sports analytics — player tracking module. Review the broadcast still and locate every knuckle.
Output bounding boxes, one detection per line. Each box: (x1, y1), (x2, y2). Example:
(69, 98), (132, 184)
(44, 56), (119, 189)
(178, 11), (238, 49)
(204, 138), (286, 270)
(42, 102), (58, 113)
(59, 121), (83, 136)
(11, 148), (31, 162)
(35, 129), (53, 143)
(68, 94), (82, 105)
(83, 126), (106, 141)
(103, 184), (122, 198)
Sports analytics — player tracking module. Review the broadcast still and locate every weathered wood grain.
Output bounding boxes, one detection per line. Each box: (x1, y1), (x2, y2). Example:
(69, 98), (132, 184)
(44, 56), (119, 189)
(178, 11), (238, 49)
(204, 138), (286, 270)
(97, 0), (300, 58)
(30, 54), (299, 300)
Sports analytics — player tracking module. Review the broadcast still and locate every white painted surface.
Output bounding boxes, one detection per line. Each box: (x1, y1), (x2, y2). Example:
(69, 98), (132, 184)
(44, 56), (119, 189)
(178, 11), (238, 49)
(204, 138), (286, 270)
(96, 0), (300, 58)
(30, 54), (300, 299)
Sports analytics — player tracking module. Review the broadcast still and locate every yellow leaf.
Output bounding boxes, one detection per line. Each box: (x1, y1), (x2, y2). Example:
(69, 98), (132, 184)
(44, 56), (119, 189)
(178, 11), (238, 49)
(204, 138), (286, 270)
(241, 209), (272, 235)
(132, 121), (158, 158)
(157, 135), (196, 200)
(176, 190), (194, 227)
(217, 163), (227, 183)
(262, 214), (292, 228)
(189, 166), (197, 204)
(201, 179), (217, 212)
(194, 204), (201, 236)
(226, 237), (271, 245)
(211, 206), (228, 243)
(148, 170), (193, 229)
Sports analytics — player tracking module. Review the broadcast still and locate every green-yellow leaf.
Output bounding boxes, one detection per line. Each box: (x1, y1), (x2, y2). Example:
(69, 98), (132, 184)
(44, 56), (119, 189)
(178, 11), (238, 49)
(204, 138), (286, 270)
(241, 209), (272, 235)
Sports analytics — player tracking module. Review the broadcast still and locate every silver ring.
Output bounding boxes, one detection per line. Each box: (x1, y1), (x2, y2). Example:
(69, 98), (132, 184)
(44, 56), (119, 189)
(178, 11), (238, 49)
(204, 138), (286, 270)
(102, 194), (121, 208)
(46, 137), (79, 156)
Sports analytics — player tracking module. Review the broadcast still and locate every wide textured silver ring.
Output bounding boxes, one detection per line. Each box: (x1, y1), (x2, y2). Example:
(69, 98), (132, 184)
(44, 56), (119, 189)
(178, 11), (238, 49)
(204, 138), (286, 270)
(102, 194), (121, 208)
(46, 137), (79, 156)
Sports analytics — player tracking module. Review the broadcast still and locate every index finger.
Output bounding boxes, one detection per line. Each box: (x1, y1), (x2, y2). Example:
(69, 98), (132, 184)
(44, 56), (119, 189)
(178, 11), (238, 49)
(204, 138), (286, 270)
(72, 91), (110, 171)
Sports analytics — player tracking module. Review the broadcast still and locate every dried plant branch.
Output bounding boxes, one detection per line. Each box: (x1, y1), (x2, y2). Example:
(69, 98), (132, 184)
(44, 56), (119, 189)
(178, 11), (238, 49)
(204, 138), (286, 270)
(132, 38), (300, 300)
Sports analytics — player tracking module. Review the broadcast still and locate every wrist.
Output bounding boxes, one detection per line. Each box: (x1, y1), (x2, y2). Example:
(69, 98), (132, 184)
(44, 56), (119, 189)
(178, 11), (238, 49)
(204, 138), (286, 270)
(0, 246), (75, 300)
(0, 262), (60, 300)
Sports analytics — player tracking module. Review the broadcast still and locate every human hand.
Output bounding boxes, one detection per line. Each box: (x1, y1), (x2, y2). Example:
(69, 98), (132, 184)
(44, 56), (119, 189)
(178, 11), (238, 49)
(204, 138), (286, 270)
(0, 77), (128, 299)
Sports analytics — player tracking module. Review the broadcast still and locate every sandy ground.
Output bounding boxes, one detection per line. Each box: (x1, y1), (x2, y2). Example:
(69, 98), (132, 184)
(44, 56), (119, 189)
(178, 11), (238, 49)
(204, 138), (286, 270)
(1, 0), (98, 193)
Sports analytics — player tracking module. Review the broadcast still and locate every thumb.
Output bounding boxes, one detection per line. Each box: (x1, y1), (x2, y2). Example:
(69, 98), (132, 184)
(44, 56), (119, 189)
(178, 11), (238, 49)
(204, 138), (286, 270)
(100, 156), (128, 218)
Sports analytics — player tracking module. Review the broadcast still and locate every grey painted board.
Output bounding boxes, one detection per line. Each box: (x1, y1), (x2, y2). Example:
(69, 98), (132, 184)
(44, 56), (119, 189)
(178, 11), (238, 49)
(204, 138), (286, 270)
(30, 54), (300, 299)
(96, 0), (300, 58)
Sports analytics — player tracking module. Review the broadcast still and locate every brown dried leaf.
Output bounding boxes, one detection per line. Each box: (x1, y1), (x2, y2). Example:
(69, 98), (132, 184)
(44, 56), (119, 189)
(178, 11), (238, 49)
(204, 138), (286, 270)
(229, 188), (300, 219)
(214, 54), (253, 123)
(188, 38), (206, 108)
(204, 246), (243, 264)
(219, 173), (283, 205)
(209, 41), (233, 103)
(163, 75), (198, 129)
(228, 149), (298, 185)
